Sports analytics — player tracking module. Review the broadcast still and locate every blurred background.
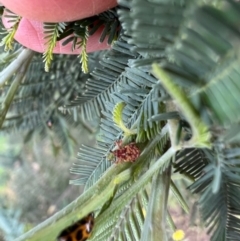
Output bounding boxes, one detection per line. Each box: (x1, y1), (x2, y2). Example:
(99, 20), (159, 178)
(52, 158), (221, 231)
(0, 124), (97, 241)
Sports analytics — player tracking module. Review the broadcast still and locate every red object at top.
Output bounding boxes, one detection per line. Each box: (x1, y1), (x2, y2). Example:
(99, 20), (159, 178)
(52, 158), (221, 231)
(1, 0), (118, 22)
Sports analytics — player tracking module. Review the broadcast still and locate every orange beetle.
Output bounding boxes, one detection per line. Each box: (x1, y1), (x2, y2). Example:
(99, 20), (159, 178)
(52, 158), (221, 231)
(57, 213), (94, 241)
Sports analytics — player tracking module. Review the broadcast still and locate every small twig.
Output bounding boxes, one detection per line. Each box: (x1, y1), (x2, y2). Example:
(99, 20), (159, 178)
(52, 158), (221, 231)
(78, 115), (96, 134)
(152, 63), (211, 149)
(0, 48), (34, 87)
(140, 166), (171, 241)
(165, 101), (180, 150)
(0, 49), (34, 128)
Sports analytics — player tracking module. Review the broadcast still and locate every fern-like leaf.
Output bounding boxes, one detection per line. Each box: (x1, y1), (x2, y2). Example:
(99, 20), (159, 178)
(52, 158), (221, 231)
(0, 9), (21, 51)
(189, 146), (240, 241)
(112, 102), (136, 136)
(42, 22), (67, 72)
(76, 26), (89, 74)
(66, 35), (138, 119)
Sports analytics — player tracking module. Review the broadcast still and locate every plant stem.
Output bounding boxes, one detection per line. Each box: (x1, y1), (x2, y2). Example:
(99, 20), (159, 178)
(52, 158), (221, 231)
(140, 166), (172, 241)
(170, 180), (189, 214)
(0, 48), (34, 87)
(167, 209), (177, 231)
(0, 49), (34, 128)
(94, 147), (176, 237)
(152, 63), (211, 149)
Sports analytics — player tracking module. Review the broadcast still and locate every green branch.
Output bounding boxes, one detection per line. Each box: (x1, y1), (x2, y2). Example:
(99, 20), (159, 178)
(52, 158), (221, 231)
(140, 167), (171, 241)
(92, 147), (175, 239)
(152, 63), (211, 149)
(0, 48), (33, 87)
(0, 49), (34, 128)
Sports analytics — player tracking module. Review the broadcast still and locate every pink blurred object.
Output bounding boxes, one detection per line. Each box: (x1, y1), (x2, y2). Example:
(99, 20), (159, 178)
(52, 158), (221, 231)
(1, 0), (117, 22)
(2, 13), (110, 54)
